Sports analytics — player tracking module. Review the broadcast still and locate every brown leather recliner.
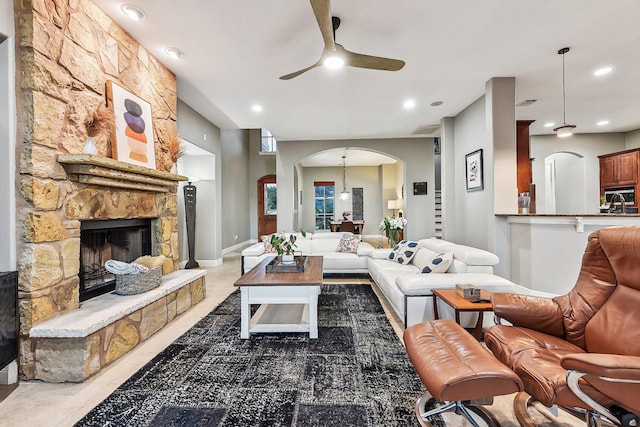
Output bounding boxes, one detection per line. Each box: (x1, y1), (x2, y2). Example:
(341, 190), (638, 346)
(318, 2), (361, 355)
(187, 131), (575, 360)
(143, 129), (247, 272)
(484, 226), (640, 427)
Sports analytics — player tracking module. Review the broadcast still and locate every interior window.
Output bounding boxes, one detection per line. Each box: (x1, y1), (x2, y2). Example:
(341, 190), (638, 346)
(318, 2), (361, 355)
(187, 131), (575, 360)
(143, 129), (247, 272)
(260, 128), (277, 153)
(314, 182), (334, 230)
(264, 183), (277, 214)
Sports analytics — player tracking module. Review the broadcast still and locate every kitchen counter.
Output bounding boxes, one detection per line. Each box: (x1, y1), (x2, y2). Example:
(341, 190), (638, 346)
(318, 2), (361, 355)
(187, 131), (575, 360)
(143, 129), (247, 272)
(496, 213), (640, 232)
(496, 213), (640, 217)
(495, 214), (640, 295)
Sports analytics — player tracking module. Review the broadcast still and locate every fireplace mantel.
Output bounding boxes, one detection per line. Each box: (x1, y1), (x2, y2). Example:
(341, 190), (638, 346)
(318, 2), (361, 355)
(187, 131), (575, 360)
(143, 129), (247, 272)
(58, 154), (188, 193)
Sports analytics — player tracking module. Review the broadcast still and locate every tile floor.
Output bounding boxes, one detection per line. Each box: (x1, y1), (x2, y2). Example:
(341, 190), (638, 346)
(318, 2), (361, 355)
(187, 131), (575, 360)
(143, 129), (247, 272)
(0, 250), (582, 427)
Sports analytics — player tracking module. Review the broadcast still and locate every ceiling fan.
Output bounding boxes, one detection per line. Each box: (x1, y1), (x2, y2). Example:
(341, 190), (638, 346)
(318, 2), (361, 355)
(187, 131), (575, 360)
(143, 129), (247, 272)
(279, 0), (406, 80)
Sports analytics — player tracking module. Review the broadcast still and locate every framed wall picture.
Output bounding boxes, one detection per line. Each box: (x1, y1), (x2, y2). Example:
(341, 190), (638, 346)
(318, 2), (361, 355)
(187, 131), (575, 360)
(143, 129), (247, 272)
(465, 149), (484, 191)
(413, 181), (427, 195)
(106, 80), (156, 169)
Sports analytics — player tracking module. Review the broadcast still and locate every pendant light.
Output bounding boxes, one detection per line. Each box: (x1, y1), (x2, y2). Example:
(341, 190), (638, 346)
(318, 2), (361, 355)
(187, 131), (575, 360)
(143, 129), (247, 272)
(339, 155), (350, 200)
(553, 47), (576, 138)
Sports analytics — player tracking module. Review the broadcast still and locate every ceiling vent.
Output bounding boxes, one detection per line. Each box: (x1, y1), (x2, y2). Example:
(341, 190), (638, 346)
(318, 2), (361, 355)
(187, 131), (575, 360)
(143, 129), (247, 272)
(517, 99), (538, 107)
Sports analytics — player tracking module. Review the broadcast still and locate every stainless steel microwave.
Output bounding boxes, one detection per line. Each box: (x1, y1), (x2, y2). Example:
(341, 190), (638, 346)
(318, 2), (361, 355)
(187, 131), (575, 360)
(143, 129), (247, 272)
(604, 187), (635, 205)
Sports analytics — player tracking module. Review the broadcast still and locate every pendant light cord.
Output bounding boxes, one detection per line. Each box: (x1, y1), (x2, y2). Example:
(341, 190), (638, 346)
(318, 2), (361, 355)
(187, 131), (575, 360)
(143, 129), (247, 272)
(562, 51), (567, 125)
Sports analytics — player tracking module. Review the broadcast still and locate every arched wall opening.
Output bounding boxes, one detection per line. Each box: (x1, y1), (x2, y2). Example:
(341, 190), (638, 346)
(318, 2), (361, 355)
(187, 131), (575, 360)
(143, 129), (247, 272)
(292, 146), (408, 237)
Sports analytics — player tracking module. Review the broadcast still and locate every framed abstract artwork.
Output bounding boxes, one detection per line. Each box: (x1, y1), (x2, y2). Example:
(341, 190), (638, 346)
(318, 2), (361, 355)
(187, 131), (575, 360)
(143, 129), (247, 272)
(413, 181), (427, 195)
(465, 149), (484, 191)
(106, 80), (156, 169)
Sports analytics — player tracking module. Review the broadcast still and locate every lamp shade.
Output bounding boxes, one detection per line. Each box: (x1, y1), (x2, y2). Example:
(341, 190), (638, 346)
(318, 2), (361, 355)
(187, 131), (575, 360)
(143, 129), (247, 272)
(387, 200), (398, 210)
(554, 124), (576, 138)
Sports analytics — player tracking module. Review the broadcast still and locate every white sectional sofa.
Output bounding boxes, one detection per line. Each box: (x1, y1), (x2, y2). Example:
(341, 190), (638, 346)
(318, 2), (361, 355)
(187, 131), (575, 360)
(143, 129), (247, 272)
(368, 238), (547, 328)
(241, 232), (374, 275)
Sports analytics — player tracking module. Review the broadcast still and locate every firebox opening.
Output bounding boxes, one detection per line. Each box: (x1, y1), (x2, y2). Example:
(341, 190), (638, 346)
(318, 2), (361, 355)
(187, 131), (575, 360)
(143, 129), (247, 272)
(80, 219), (152, 301)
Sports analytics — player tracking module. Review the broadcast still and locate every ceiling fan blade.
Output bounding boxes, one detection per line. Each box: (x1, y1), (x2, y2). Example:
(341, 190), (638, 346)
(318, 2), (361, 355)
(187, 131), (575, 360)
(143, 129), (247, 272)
(340, 45), (406, 71)
(279, 61), (321, 80)
(310, 0), (335, 50)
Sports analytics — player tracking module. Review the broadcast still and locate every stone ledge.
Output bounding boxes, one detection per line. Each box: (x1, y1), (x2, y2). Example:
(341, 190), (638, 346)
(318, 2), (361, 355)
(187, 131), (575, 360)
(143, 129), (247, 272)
(30, 269), (206, 338)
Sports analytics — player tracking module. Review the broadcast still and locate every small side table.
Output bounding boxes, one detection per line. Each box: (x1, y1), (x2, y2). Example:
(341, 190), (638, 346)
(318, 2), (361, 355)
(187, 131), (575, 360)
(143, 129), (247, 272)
(432, 289), (492, 341)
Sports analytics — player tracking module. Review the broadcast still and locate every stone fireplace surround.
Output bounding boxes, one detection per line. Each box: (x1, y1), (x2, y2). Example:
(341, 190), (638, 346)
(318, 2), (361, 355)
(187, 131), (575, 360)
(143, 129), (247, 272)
(13, 1), (196, 381)
(20, 155), (207, 382)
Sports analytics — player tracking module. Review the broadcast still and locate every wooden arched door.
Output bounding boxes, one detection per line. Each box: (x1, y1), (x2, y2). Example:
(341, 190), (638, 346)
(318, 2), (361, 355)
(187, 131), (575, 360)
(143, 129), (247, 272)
(257, 174), (277, 238)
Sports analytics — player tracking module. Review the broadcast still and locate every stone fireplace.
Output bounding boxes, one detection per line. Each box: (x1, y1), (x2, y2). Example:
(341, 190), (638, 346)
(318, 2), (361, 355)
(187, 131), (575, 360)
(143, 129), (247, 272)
(12, 2), (204, 381)
(79, 218), (153, 301)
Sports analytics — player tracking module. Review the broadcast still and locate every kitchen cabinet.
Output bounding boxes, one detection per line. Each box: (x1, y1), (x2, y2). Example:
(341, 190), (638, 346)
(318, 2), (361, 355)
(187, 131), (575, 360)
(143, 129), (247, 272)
(599, 149), (639, 188)
(599, 149), (640, 208)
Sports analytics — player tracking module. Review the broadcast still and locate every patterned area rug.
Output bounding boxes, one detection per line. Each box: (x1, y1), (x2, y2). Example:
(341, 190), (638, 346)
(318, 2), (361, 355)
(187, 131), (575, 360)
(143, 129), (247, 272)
(75, 284), (430, 427)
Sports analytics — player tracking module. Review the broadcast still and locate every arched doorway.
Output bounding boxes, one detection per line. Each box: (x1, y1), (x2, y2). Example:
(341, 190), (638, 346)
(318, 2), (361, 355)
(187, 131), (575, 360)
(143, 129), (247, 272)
(543, 152), (585, 214)
(257, 174), (277, 237)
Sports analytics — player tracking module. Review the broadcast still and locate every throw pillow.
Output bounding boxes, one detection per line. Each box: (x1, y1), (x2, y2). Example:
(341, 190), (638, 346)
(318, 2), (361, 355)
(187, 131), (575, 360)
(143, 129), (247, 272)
(261, 234), (279, 253)
(419, 252), (453, 273)
(388, 240), (419, 265)
(337, 234), (359, 253)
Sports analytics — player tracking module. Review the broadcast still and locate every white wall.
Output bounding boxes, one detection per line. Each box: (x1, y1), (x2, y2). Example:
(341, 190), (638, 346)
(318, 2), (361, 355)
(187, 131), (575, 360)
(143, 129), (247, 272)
(176, 99), (223, 264)
(452, 96), (491, 249)
(626, 129), (640, 149)
(0, 0), (16, 271)
(220, 129), (250, 248)
(276, 138), (434, 240)
(530, 133), (626, 213)
(445, 78), (517, 278)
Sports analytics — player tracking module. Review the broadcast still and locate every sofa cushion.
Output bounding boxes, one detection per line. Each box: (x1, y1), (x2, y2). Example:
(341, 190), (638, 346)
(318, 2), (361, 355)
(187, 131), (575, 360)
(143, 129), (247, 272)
(337, 234), (359, 253)
(419, 238), (499, 266)
(419, 251), (453, 273)
(389, 240), (419, 265)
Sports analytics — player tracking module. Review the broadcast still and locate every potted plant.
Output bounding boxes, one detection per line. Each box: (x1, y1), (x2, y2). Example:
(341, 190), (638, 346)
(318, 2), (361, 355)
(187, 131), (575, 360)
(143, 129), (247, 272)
(342, 210), (351, 221)
(379, 216), (407, 246)
(270, 229), (306, 264)
(84, 104), (114, 155)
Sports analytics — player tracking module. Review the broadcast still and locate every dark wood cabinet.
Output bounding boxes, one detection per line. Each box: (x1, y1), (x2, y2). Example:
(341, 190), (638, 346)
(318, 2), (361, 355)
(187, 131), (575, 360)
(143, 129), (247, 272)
(599, 149), (640, 206)
(599, 150), (639, 188)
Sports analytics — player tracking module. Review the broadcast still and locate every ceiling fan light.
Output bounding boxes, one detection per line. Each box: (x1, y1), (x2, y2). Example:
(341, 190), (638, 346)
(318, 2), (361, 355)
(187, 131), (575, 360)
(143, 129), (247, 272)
(323, 55), (344, 70)
(554, 124), (576, 138)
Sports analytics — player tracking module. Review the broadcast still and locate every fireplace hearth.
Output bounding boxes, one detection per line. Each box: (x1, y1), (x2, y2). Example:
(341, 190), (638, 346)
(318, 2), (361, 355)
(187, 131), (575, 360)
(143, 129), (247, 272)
(80, 219), (152, 301)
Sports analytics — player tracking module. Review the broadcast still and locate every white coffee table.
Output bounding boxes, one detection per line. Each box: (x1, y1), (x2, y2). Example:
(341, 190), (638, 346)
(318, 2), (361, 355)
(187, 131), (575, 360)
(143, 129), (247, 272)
(233, 255), (323, 339)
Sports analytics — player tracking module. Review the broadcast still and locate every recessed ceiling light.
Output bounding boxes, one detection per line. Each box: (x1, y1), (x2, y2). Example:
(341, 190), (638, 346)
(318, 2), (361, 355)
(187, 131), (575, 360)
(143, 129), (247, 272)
(430, 101), (443, 107)
(544, 122), (555, 128)
(165, 47), (184, 59)
(594, 66), (613, 77)
(252, 105), (263, 113)
(403, 99), (416, 110)
(121, 4), (145, 21)
(597, 120), (609, 126)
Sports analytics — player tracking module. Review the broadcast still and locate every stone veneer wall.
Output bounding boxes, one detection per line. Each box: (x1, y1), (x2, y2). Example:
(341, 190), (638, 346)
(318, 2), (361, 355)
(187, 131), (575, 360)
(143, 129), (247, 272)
(14, 0), (180, 379)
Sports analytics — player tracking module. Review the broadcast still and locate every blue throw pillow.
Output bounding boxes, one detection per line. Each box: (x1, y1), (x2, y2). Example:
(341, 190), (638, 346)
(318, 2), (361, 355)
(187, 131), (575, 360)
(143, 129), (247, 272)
(389, 240), (419, 265)
(420, 252), (453, 273)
